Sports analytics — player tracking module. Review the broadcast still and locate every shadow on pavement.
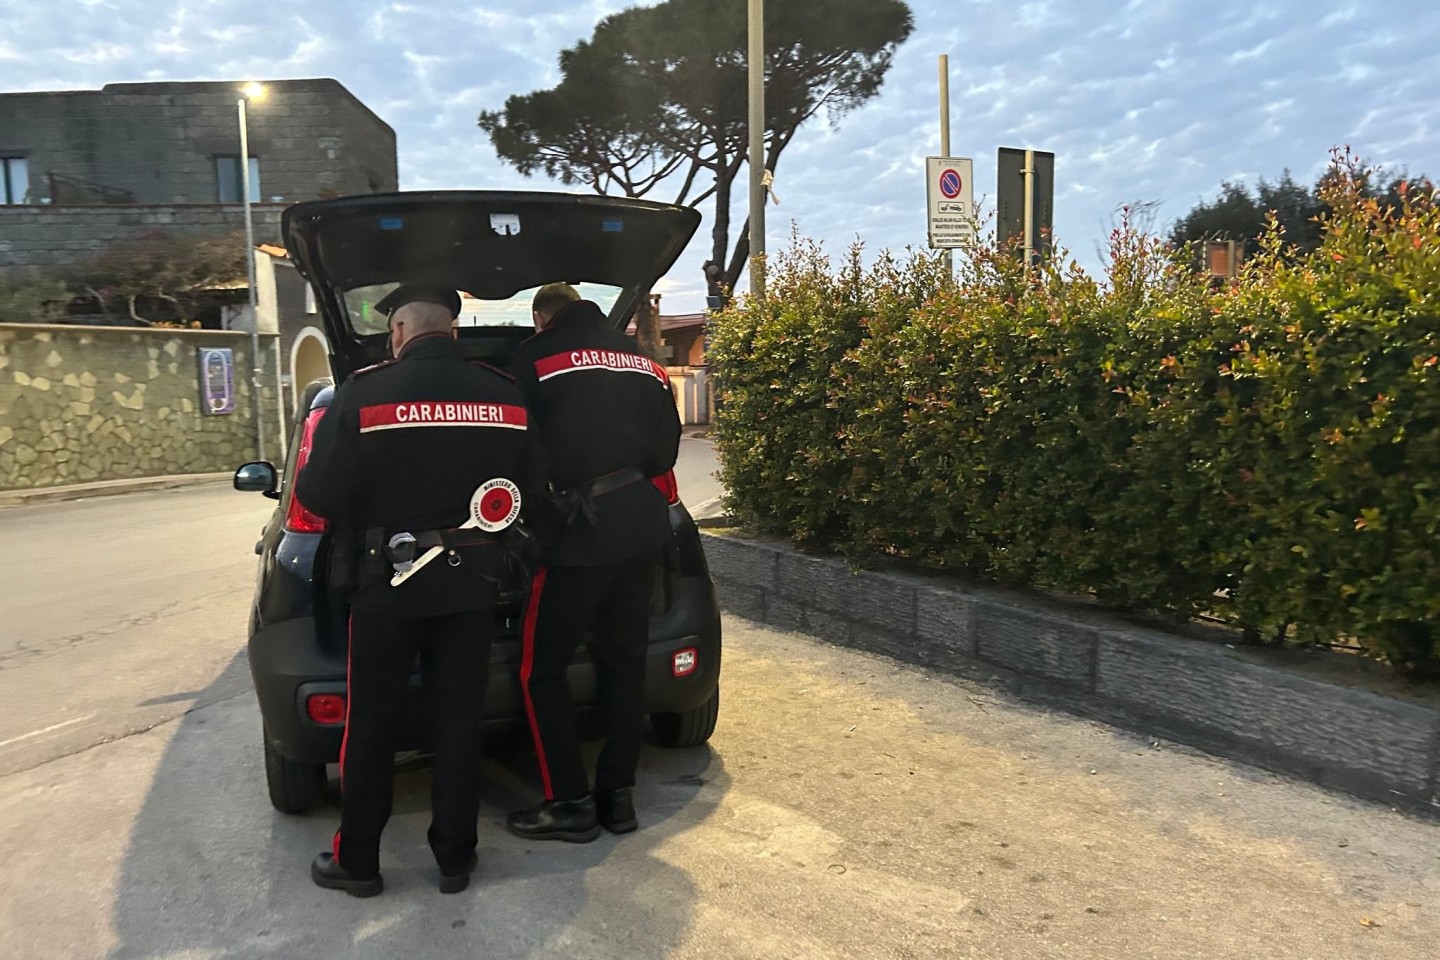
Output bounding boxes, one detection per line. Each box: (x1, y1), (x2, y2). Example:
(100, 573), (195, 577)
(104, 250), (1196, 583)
(106, 651), (730, 959)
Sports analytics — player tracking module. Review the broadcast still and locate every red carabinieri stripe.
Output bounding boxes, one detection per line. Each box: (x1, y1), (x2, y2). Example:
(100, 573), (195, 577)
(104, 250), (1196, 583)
(340, 612), (353, 790)
(519, 568), (554, 800)
(534, 349), (670, 385)
(358, 401), (528, 433)
(334, 611), (354, 864)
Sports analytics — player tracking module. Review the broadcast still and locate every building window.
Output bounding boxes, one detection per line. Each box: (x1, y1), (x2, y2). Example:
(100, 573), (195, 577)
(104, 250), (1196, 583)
(215, 156), (261, 203)
(2, 157), (29, 204)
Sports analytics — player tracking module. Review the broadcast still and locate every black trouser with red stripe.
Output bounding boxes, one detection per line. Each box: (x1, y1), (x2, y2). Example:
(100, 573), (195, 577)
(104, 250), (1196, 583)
(336, 608), (494, 879)
(520, 553), (658, 801)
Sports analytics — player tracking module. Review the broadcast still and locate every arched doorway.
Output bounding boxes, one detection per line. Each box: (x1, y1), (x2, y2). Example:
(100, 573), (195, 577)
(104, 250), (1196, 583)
(289, 327), (332, 416)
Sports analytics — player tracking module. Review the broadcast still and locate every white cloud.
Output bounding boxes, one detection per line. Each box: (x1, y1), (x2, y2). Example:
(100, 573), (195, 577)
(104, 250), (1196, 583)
(286, 36), (331, 66)
(1340, 62), (1374, 84)
(1321, 5), (1361, 28)
(1018, 1), (1054, 30)
(66, 42), (133, 65)
(204, 26), (256, 44)
(1227, 39), (1274, 62)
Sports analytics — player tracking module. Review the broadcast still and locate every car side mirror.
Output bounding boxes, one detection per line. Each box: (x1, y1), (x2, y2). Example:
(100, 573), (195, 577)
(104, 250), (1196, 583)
(234, 461), (280, 499)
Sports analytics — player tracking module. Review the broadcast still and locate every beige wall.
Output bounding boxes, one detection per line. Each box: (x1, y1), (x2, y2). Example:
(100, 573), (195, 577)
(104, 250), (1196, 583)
(0, 323), (282, 490)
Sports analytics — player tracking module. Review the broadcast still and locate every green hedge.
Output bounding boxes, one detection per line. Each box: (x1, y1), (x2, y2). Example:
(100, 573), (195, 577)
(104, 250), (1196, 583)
(710, 157), (1440, 678)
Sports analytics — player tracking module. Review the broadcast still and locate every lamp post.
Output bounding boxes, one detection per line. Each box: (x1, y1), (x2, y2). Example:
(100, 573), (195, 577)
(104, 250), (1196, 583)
(939, 55), (953, 277)
(747, 0), (765, 299)
(238, 81), (266, 460)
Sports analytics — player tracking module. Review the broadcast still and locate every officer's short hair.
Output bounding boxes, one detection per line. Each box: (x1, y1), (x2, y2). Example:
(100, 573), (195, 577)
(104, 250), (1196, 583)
(532, 283), (581, 319)
(392, 299), (454, 334)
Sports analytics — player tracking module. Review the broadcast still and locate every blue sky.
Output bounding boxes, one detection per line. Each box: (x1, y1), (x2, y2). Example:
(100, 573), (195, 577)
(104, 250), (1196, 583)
(3, 0), (1437, 312)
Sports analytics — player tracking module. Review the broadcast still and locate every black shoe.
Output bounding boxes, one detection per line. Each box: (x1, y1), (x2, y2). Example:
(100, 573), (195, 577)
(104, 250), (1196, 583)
(506, 795), (602, 843)
(596, 787), (638, 834)
(310, 852), (383, 898)
(439, 852), (478, 895)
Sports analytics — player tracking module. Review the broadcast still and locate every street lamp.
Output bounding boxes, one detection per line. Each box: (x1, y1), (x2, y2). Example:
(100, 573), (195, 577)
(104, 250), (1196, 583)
(747, 0), (765, 299)
(238, 81), (266, 460)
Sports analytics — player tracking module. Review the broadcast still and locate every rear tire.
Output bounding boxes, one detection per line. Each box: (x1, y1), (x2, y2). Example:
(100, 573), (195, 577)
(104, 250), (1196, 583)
(650, 689), (719, 747)
(263, 727), (327, 814)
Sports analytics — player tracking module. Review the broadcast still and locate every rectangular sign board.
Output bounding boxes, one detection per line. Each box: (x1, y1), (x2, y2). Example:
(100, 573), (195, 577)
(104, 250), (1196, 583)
(996, 147), (1055, 260)
(926, 156), (976, 249)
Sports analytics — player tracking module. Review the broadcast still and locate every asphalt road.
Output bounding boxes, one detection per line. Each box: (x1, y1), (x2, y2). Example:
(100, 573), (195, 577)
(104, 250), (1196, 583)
(0, 434), (721, 780)
(1, 438), (1438, 959)
(0, 481), (269, 779)
(674, 430), (722, 517)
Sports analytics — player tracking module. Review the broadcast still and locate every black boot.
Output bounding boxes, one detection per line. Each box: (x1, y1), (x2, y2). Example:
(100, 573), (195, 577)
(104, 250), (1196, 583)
(439, 852), (478, 894)
(506, 795), (601, 843)
(311, 852), (383, 898)
(596, 787), (638, 834)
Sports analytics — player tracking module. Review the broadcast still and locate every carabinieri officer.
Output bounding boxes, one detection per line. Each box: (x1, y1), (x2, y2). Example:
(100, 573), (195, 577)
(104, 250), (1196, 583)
(298, 284), (544, 896)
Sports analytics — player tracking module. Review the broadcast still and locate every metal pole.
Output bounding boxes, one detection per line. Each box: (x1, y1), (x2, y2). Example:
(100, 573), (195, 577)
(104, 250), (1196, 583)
(939, 55), (952, 275)
(238, 97), (265, 461)
(1022, 148), (1035, 268)
(272, 335), (288, 454)
(747, 0), (766, 300)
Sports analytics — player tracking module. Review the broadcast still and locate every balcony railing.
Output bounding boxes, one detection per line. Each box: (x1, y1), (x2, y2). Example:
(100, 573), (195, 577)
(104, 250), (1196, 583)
(46, 173), (136, 205)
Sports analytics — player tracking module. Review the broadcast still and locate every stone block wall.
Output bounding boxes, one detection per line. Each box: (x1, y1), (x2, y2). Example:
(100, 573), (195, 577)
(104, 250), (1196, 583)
(0, 323), (283, 489)
(701, 530), (1440, 818)
(0, 204), (285, 273)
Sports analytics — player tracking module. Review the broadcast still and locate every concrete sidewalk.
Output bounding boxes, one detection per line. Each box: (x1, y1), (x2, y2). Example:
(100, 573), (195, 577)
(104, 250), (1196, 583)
(0, 472), (232, 507)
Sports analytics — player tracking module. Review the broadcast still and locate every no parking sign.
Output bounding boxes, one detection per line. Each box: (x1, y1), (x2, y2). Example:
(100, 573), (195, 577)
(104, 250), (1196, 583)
(926, 156), (975, 249)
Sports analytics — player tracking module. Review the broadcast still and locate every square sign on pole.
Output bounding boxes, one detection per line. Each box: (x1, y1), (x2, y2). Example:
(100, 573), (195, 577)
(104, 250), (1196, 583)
(926, 156), (975, 249)
(997, 147), (1055, 261)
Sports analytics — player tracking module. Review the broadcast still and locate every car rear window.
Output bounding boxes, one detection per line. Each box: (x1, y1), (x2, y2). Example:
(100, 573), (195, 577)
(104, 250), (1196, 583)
(342, 282), (624, 334)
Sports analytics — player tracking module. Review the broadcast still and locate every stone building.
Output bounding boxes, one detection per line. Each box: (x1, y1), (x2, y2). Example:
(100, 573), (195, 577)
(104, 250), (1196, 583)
(0, 77), (398, 419)
(0, 78), (397, 275)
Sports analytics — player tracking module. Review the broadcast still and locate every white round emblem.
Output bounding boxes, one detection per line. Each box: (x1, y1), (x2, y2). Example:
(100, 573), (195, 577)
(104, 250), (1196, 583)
(470, 479), (522, 532)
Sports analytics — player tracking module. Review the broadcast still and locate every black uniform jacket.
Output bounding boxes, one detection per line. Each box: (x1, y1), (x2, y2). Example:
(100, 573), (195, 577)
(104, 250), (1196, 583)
(297, 333), (546, 616)
(508, 300), (682, 567)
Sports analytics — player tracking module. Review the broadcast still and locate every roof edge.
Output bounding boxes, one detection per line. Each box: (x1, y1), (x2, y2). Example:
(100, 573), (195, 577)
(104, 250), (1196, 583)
(0, 79), (393, 139)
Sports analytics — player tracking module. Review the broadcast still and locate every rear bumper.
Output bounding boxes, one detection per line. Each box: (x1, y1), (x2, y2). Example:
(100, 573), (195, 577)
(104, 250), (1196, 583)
(250, 577), (722, 765)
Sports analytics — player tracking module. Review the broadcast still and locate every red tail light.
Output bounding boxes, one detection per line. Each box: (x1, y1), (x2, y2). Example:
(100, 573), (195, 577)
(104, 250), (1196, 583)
(651, 470), (680, 505)
(284, 407), (328, 534)
(306, 693), (346, 725)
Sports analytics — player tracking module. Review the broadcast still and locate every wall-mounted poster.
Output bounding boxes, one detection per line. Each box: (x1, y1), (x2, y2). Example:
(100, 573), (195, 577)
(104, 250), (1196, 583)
(198, 347), (236, 415)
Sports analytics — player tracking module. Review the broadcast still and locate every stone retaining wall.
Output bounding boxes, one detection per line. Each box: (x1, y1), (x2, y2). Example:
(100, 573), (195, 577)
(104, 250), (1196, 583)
(0, 323), (283, 489)
(701, 529), (1440, 818)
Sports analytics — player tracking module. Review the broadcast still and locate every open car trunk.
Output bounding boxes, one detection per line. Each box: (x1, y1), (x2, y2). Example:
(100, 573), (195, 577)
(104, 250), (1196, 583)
(281, 191), (702, 381)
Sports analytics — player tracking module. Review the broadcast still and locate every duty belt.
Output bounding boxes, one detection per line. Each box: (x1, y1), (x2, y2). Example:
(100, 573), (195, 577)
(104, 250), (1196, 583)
(555, 467), (648, 526)
(366, 525), (501, 577)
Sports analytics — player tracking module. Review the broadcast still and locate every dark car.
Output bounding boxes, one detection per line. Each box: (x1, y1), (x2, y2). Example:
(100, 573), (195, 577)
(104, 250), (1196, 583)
(233, 192), (722, 814)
